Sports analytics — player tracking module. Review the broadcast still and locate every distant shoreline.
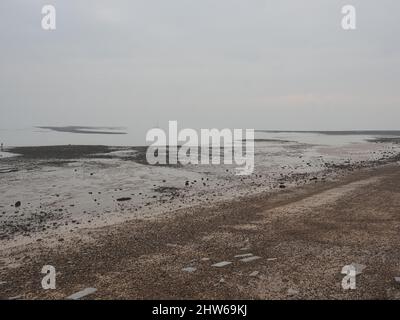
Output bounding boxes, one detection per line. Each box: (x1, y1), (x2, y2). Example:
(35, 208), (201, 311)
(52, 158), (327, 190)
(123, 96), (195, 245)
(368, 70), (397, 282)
(256, 130), (400, 136)
(37, 126), (127, 135)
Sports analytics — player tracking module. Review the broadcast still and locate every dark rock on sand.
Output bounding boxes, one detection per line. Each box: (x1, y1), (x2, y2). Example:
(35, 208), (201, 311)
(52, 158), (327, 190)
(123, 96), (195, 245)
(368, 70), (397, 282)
(117, 197), (132, 202)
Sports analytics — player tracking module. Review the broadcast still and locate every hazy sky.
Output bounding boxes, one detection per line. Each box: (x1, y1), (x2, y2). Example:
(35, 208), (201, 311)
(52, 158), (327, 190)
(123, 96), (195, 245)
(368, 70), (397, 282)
(1, 0), (400, 139)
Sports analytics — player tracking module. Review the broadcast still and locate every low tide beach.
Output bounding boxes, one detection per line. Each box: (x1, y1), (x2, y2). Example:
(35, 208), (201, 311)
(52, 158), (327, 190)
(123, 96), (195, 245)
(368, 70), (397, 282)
(1, 132), (400, 299)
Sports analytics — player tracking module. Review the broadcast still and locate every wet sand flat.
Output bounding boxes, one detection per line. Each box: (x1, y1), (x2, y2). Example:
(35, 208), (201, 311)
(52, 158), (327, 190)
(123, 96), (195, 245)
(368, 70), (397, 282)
(1, 138), (399, 248)
(2, 163), (400, 299)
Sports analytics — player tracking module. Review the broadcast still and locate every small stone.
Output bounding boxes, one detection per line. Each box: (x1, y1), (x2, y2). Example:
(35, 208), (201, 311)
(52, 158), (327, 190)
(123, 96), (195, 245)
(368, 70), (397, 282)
(249, 271), (259, 277)
(116, 197), (132, 202)
(66, 287), (97, 300)
(211, 261), (232, 268)
(182, 267), (197, 273)
(240, 256), (261, 263)
(234, 253), (253, 258)
(14, 201), (21, 208)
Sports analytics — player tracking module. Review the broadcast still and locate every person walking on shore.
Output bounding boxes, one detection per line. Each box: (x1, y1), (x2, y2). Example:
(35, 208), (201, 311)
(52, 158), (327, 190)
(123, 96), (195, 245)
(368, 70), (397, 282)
(0, 143), (3, 152)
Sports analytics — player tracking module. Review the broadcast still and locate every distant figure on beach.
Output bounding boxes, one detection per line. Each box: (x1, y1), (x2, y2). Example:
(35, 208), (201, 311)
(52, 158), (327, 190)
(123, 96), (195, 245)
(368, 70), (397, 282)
(0, 143), (3, 152)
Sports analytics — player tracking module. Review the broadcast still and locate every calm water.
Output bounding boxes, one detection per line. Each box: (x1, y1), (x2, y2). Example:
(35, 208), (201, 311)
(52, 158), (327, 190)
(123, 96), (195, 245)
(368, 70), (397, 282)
(1, 126), (400, 147)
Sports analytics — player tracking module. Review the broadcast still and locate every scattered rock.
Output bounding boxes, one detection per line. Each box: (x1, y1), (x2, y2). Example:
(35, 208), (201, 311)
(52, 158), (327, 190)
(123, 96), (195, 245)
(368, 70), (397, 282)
(211, 261), (232, 268)
(182, 267), (197, 273)
(66, 287), (97, 300)
(240, 247), (251, 251)
(240, 256), (261, 263)
(234, 253), (253, 258)
(14, 201), (21, 208)
(288, 288), (299, 296)
(116, 197), (132, 202)
(249, 271), (259, 277)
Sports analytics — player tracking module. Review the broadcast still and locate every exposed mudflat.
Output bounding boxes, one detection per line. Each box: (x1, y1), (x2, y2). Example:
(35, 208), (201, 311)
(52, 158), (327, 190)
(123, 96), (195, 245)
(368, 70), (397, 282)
(1, 137), (400, 248)
(1, 135), (400, 299)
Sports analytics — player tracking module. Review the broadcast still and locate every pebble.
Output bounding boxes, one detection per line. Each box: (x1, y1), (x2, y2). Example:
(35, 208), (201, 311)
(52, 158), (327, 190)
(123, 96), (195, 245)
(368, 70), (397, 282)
(240, 256), (261, 263)
(182, 267), (197, 273)
(211, 261), (232, 268)
(66, 287), (97, 300)
(234, 253), (253, 258)
(116, 197), (132, 202)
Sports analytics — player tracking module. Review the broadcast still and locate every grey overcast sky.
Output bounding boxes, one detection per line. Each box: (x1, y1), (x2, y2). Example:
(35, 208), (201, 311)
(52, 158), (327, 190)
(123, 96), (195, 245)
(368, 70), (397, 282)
(0, 0), (399, 136)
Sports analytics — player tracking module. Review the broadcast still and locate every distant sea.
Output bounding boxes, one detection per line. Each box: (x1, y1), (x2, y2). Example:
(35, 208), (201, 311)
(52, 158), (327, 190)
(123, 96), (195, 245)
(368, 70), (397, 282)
(1, 126), (400, 148)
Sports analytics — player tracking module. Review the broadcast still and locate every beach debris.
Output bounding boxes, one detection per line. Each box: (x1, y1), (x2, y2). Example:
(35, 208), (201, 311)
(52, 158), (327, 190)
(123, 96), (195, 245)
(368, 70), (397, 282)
(234, 253), (253, 258)
(8, 295), (23, 300)
(394, 277), (400, 283)
(0, 281), (6, 285)
(116, 197), (131, 202)
(182, 267), (197, 273)
(240, 256), (261, 263)
(66, 287), (97, 300)
(350, 263), (366, 275)
(267, 258), (278, 262)
(201, 258), (210, 261)
(14, 201), (21, 208)
(249, 271), (259, 277)
(211, 261), (232, 268)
